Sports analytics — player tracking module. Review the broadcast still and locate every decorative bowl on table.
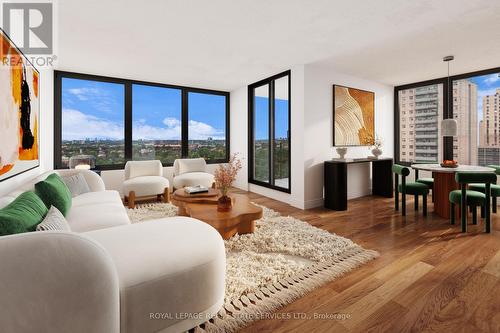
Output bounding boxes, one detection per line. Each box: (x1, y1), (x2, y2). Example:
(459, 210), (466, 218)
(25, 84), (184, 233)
(440, 160), (458, 168)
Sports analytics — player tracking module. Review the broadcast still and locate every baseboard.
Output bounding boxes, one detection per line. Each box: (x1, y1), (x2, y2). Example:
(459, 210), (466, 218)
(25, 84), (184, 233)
(289, 198), (306, 210)
(232, 181), (248, 191)
(304, 198), (324, 209)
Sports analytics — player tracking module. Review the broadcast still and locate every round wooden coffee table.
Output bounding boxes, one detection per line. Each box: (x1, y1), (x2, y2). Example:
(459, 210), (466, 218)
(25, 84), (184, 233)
(171, 188), (219, 216)
(172, 191), (263, 240)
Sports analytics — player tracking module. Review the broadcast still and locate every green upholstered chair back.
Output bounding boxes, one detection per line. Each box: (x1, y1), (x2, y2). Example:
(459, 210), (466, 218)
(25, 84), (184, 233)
(455, 172), (497, 184)
(487, 165), (500, 175)
(392, 164), (410, 176)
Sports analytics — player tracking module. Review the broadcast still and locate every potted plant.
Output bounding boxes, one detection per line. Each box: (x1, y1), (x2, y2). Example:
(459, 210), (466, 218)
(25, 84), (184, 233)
(214, 153), (242, 212)
(371, 135), (383, 158)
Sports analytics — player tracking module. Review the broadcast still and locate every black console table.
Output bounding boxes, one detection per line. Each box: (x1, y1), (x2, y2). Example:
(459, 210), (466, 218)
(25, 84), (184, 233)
(324, 158), (393, 210)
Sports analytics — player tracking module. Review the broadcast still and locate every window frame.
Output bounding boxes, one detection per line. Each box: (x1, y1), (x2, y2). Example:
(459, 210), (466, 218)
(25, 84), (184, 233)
(54, 70), (230, 170)
(395, 66), (500, 166)
(186, 90), (230, 161)
(394, 78), (448, 166)
(248, 70), (291, 193)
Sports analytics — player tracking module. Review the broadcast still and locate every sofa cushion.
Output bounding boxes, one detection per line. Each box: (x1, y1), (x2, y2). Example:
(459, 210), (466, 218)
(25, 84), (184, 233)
(0, 191), (48, 236)
(61, 173), (91, 197)
(125, 160), (162, 179)
(84, 218), (226, 333)
(176, 158), (206, 175)
(35, 173), (72, 216)
(122, 176), (169, 197)
(173, 172), (214, 189)
(67, 203), (130, 233)
(36, 206), (71, 232)
(72, 190), (123, 207)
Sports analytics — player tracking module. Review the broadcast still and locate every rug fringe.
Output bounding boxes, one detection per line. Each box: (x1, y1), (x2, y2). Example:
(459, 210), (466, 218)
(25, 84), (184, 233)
(195, 247), (379, 332)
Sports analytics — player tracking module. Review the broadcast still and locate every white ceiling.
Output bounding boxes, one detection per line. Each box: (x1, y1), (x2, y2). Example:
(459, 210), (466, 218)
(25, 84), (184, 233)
(57, 0), (500, 91)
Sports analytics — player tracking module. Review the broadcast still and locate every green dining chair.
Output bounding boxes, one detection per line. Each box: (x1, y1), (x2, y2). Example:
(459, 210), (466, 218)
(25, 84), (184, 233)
(449, 171), (497, 233)
(414, 169), (434, 201)
(393, 164), (430, 216)
(468, 165), (500, 214)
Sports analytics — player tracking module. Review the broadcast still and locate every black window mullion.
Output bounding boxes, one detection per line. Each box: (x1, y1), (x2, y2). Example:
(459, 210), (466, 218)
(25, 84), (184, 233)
(181, 89), (189, 158)
(225, 93), (230, 162)
(248, 86), (255, 182)
(287, 73), (291, 191)
(124, 82), (132, 161)
(443, 78), (454, 160)
(54, 72), (62, 169)
(269, 80), (275, 186)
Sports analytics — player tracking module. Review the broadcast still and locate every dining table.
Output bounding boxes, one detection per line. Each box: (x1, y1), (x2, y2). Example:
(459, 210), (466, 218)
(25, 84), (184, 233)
(410, 164), (495, 218)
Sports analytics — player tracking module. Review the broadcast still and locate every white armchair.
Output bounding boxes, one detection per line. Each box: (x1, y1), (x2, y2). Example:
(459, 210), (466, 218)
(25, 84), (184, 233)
(173, 158), (215, 190)
(122, 160), (170, 208)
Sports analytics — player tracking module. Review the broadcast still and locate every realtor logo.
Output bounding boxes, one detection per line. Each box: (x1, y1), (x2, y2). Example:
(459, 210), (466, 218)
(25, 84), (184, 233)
(2, 2), (53, 54)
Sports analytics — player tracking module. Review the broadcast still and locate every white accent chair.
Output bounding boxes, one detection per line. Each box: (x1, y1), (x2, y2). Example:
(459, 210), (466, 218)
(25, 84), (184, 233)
(173, 158), (215, 190)
(122, 160), (170, 208)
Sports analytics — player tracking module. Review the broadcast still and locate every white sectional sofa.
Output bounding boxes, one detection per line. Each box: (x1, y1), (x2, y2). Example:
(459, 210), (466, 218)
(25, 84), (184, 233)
(0, 169), (226, 333)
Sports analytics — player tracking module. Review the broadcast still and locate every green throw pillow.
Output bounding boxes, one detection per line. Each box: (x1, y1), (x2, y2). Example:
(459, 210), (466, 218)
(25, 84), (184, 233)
(35, 173), (72, 216)
(0, 191), (48, 236)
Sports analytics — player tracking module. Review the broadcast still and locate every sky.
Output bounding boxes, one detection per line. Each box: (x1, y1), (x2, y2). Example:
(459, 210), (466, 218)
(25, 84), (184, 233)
(61, 77), (289, 142)
(468, 72), (500, 122)
(254, 97), (289, 140)
(61, 78), (226, 141)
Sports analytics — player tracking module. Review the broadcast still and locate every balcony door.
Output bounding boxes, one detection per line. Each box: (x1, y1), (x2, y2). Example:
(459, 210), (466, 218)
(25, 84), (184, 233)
(248, 71), (291, 192)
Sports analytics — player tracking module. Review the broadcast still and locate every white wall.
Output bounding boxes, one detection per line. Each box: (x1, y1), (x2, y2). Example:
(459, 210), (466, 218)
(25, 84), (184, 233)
(229, 63), (394, 209)
(230, 86), (248, 190)
(303, 63), (394, 206)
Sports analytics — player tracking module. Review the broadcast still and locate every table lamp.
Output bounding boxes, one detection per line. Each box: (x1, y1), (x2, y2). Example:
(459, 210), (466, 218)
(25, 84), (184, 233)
(69, 155), (96, 170)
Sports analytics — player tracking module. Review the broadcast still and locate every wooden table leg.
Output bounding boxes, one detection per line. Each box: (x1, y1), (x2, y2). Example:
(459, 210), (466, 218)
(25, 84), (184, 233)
(432, 172), (459, 218)
(238, 220), (256, 234)
(175, 203), (188, 216)
(220, 220), (256, 240)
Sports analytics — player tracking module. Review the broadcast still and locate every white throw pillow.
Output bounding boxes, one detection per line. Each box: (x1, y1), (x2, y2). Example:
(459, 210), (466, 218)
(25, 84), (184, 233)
(62, 173), (91, 197)
(178, 158), (206, 175)
(128, 161), (162, 179)
(36, 206), (71, 231)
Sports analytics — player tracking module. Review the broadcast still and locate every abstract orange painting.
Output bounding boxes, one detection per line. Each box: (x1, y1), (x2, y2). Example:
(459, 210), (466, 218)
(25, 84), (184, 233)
(0, 29), (39, 181)
(333, 85), (375, 146)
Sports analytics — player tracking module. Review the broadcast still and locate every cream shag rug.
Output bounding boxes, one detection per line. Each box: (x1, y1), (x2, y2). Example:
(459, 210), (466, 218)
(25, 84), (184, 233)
(128, 202), (379, 332)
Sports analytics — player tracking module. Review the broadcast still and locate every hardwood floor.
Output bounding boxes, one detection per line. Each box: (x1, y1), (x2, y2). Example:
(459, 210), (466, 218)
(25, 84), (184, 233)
(230, 189), (500, 333)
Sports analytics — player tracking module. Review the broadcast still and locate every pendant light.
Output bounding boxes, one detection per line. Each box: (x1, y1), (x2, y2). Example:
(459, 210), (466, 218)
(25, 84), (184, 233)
(441, 55), (458, 137)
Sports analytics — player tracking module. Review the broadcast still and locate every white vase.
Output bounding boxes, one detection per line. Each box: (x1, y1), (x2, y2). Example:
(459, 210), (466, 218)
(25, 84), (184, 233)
(371, 148), (382, 158)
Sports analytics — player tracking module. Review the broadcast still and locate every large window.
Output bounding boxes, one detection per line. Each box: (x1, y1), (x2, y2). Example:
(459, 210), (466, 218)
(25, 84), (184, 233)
(395, 67), (500, 166)
(55, 72), (229, 169)
(248, 71), (290, 192)
(187, 92), (228, 161)
(397, 83), (444, 163)
(452, 71), (500, 166)
(60, 77), (126, 167)
(132, 84), (182, 165)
